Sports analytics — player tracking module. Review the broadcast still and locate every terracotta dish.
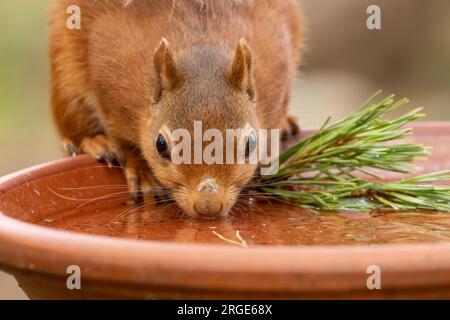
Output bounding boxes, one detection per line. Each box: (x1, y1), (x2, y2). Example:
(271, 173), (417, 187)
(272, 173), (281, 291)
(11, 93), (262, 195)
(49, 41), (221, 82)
(1, 122), (450, 299)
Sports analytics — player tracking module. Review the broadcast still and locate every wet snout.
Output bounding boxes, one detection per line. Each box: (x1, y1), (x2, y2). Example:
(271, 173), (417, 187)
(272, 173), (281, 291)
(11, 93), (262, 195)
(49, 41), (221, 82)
(192, 178), (224, 218)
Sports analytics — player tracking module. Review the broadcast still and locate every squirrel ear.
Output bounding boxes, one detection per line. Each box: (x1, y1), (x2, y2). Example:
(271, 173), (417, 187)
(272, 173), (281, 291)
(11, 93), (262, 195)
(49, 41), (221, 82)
(152, 38), (182, 103)
(228, 38), (256, 101)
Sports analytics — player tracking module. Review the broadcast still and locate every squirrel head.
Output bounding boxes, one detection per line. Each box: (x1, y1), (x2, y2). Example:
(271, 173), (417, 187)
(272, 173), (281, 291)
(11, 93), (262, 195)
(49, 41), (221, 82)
(140, 38), (260, 218)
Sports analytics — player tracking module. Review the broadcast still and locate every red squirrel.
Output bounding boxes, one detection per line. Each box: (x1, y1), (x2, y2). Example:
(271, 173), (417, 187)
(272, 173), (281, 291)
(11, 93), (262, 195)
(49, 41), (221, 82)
(49, 0), (303, 218)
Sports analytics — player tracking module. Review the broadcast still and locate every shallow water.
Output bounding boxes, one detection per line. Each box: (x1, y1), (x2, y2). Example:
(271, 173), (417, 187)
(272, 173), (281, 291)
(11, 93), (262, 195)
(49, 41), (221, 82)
(35, 198), (450, 246)
(9, 124), (450, 247)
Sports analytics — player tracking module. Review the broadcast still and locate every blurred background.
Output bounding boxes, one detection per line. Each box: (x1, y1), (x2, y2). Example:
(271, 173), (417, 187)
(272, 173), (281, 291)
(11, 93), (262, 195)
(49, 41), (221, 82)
(0, 0), (449, 299)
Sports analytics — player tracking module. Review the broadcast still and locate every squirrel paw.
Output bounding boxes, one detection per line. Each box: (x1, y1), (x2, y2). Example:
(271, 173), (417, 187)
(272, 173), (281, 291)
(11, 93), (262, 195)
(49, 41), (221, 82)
(281, 115), (300, 141)
(123, 158), (169, 204)
(79, 135), (119, 168)
(62, 138), (78, 157)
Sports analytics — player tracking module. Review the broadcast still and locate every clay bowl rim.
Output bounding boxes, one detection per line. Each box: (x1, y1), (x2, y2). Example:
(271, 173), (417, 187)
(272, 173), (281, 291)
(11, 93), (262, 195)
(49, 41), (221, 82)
(1, 121), (450, 293)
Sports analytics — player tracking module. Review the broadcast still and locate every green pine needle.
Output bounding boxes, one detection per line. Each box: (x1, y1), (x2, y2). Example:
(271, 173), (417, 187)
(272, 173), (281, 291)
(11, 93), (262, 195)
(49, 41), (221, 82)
(260, 91), (450, 212)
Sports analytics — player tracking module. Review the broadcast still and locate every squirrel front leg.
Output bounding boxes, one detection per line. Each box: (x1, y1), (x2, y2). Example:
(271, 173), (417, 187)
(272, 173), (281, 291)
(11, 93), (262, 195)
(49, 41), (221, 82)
(52, 81), (166, 203)
(120, 146), (169, 204)
(52, 92), (119, 166)
(279, 92), (300, 141)
(51, 71), (121, 167)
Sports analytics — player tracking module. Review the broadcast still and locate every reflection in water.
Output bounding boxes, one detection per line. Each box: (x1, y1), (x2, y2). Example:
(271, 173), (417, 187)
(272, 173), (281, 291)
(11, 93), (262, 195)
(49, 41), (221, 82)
(27, 128), (450, 247)
(36, 197), (450, 246)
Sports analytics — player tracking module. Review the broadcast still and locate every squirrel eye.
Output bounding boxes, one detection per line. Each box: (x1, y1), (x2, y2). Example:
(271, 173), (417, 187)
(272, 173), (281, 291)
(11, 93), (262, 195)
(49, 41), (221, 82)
(245, 132), (257, 158)
(156, 134), (170, 160)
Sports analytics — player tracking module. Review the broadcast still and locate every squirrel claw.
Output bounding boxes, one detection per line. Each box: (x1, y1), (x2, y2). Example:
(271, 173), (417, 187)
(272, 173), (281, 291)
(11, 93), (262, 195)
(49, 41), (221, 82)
(79, 134), (119, 167)
(281, 115), (300, 141)
(124, 158), (168, 205)
(140, 174), (170, 205)
(62, 139), (78, 157)
(101, 151), (115, 168)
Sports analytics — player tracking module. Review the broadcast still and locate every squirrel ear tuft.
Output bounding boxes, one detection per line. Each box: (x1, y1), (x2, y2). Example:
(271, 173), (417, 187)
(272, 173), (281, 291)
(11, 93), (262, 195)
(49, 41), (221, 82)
(228, 38), (256, 101)
(152, 38), (182, 103)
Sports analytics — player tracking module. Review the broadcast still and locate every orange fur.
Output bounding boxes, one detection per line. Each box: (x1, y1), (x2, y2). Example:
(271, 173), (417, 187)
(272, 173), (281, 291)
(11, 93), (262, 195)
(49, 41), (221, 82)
(49, 0), (304, 218)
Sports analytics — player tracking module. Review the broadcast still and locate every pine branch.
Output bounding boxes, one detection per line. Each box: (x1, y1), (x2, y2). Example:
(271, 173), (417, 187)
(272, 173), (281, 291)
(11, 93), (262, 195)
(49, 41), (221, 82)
(260, 91), (450, 212)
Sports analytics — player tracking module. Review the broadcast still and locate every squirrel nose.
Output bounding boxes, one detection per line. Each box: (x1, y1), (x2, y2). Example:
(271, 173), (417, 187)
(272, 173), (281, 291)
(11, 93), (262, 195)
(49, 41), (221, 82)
(194, 178), (223, 217)
(197, 178), (219, 195)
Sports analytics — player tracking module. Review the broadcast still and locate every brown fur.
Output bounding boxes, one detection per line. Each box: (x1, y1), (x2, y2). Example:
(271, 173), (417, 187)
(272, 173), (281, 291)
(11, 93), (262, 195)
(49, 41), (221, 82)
(49, 0), (303, 218)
